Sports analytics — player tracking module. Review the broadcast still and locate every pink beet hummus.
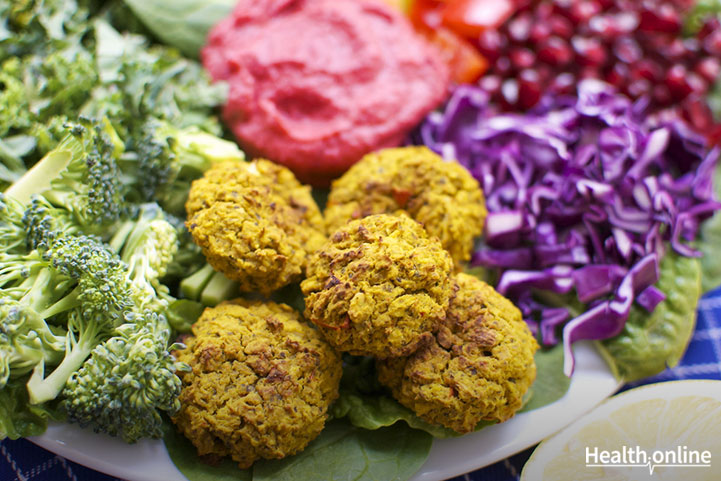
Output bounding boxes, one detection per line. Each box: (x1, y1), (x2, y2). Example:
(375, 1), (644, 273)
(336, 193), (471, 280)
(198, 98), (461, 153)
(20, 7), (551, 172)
(202, 0), (450, 186)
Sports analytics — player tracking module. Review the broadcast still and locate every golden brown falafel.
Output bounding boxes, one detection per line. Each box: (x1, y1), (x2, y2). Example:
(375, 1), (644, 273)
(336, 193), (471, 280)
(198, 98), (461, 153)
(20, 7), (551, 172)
(172, 299), (342, 468)
(185, 160), (326, 294)
(377, 273), (538, 433)
(324, 146), (486, 265)
(301, 214), (455, 358)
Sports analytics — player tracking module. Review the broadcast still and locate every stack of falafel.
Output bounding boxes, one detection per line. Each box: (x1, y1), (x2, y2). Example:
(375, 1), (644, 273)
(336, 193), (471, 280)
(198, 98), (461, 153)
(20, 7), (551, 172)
(173, 146), (539, 468)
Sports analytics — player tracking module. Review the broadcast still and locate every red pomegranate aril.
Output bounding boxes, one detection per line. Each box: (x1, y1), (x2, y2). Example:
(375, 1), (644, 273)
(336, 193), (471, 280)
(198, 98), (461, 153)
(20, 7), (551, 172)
(627, 78), (651, 98)
(501, 78), (520, 108)
(479, 74), (503, 96)
(704, 29), (721, 56)
(518, 69), (543, 109)
(665, 64), (693, 100)
(529, 22), (552, 44)
(687, 72), (709, 96)
(495, 56), (513, 75)
(550, 72), (576, 94)
(630, 59), (662, 82)
(605, 63), (629, 89)
(569, 0), (602, 24)
(572, 36), (607, 66)
(638, 3), (681, 33)
(579, 66), (602, 80)
(613, 37), (642, 64)
(694, 57), (721, 83)
(537, 36), (573, 66)
(510, 47), (536, 69)
(653, 84), (673, 106)
(508, 13), (533, 43)
(477, 29), (505, 59)
(698, 17), (721, 41)
(681, 97), (715, 131)
(549, 15), (574, 39)
(664, 38), (689, 62)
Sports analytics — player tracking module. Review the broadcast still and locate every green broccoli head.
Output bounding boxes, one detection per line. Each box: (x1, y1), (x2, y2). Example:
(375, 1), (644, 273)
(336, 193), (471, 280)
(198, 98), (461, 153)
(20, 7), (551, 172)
(62, 311), (188, 443)
(0, 296), (66, 389)
(0, 193), (27, 256)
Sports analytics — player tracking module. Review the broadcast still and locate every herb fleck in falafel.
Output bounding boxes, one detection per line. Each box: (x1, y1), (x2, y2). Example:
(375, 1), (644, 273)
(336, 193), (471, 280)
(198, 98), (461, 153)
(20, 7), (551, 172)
(185, 160), (325, 294)
(301, 214), (455, 358)
(324, 146), (486, 265)
(172, 299), (342, 468)
(377, 273), (538, 433)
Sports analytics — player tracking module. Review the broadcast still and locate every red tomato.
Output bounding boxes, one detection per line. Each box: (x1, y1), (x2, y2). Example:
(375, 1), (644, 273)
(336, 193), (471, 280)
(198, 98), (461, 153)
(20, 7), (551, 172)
(427, 27), (488, 83)
(442, 0), (518, 39)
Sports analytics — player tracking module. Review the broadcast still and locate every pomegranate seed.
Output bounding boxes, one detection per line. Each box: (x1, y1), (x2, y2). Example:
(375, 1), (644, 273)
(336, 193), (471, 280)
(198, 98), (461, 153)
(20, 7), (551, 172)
(639, 3), (681, 33)
(681, 97), (714, 131)
(665, 38), (688, 62)
(510, 48), (536, 69)
(605, 63), (629, 89)
(478, 30), (506, 60)
(665, 64), (693, 101)
(529, 23), (552, 44)
(704, 29), (721, 56)
(479, 75), (503, 96)
(537, 36), (573, 66)
(627, 78), (651, 98)
(508, 13), (533, 43)
(687, 72), (709, 96)
(495, 56), (513, 75)
(572, 36), (607, 66)
(630, 59), (662, 82)
(518, 69), (543, 109)
(695, 58), (721, 83)
(501, 78), (520, 108)
(550, 72), (576, 94)
(653, 84), (673, 106)
(569, 1), (602, 24)
(549, 16), (574, 39)
(614, 37), (642, 64)
(589, 12), (639, 39)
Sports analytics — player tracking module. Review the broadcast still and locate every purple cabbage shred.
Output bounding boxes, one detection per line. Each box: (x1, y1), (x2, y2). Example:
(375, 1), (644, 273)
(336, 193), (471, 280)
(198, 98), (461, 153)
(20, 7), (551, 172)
(414, 79), (721, 376)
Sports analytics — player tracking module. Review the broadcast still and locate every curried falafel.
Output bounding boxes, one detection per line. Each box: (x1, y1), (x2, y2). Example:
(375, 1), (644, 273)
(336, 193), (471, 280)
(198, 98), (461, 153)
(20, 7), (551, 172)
(172, 299), (342, 468)
(324, 146), (486, 265)
(377, 273), (538, 433)
(185, 160), (326, 294)
(301, 214), (455, 358)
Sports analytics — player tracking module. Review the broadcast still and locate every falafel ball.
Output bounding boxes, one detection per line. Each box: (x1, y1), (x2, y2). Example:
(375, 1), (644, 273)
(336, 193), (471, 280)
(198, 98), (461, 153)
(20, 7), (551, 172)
(324, 146), (486, 265)
(172, 299), (342, 468)
(301, 214), (455, 358)
(185, 160), (326, 294)
(377, 273), (538, 433)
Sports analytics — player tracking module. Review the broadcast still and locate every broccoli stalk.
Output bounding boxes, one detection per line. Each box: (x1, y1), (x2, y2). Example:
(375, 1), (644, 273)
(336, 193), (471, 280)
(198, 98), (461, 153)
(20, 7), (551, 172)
(62, 310), (189, 443)
(180, 263), (237, 307)
(26, 234), (136, 405)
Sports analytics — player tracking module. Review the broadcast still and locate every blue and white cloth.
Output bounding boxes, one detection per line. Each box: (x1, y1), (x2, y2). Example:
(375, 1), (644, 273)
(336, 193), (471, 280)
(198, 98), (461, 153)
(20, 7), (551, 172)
(3, 286), (721, 481)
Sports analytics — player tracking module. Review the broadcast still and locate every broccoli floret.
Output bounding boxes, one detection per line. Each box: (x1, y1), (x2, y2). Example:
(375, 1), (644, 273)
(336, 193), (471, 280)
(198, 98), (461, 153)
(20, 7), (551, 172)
(6, 117), (127, 236)
(0, 297), (66, 389)
(62, 310), (188, 443)
(26, 234), (136, 405)
(125, 121), (244, 215)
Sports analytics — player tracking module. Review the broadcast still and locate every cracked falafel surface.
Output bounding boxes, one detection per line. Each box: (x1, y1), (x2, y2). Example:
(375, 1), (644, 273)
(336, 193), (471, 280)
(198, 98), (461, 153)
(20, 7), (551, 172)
(185, 160), (326, 294)
(377, 273), (538, 433)
(324, 146), (486, 265)
(171, 299), (342, 468)
(301, 214), (455, 358)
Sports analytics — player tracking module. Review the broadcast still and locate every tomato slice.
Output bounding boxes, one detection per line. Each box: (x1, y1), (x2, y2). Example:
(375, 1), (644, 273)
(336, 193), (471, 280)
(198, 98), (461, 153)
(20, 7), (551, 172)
(442, 0), (518, 39)
(427, 27), (488, 83)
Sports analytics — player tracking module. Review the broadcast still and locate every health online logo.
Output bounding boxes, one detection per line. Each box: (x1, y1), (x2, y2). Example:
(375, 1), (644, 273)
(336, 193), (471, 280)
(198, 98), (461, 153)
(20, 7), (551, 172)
(585, 445), (712, 475)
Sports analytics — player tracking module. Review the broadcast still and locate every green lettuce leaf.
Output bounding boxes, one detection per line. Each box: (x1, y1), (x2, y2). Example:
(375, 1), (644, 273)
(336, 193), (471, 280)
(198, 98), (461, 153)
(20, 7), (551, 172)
(698, 162), (721, 293)
(0, 376), (63, 440)
(597, 251), (701, 382)
(252, 420), (432, 481)
(122, 0), (236, 58)
(519, 344), (570, 413)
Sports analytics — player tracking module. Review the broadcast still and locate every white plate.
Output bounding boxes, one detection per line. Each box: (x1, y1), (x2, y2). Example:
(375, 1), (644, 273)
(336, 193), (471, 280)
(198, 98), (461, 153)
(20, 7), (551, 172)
(28, 341), (619, 481)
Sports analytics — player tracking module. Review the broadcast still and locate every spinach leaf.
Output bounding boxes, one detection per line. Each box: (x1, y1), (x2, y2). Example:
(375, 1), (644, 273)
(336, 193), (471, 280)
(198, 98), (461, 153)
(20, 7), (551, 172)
(698, 162), (721, 293)
(519, 344), (570, 413)
(252, 420), (432, 481)
(0, 376), (63, 440)
(122, 0), (235, 58)
(597, 251), (701, 382)
(162, 420), (252, 481)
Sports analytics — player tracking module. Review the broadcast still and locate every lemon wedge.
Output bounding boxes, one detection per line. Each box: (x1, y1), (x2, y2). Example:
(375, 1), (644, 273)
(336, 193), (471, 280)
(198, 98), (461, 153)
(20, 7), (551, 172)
(521, 380), (721, 481)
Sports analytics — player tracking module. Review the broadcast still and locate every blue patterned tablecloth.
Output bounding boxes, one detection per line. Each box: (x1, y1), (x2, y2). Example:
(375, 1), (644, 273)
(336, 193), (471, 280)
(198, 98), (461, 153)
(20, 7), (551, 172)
(3, 286), (720, 481)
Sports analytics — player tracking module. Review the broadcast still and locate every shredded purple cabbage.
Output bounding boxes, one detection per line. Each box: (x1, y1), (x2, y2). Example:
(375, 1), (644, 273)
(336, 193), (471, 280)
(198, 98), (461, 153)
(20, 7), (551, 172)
(415, 79), (721, 376)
